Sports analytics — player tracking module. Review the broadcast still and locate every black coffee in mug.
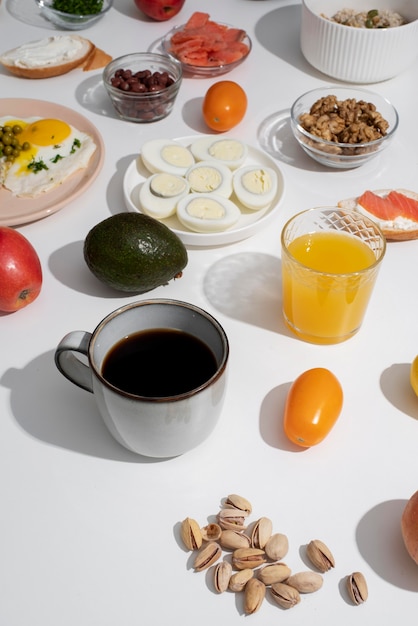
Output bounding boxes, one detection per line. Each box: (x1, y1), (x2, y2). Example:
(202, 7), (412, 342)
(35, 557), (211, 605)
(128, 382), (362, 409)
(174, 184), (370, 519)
(101, 328), (218, 397)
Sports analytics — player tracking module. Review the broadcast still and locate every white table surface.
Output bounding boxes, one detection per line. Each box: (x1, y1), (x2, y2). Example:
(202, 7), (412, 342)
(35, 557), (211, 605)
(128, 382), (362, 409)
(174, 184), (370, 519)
(1, 1), (418, 624)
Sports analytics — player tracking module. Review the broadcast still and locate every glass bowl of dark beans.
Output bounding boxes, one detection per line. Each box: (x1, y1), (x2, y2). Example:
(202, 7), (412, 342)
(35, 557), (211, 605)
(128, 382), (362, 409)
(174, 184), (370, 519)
(103, 53), (183, 123)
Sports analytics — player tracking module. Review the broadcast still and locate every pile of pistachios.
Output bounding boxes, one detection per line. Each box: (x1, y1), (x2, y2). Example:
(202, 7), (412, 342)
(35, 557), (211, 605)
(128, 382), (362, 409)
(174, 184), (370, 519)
(179, 494), (368, 615)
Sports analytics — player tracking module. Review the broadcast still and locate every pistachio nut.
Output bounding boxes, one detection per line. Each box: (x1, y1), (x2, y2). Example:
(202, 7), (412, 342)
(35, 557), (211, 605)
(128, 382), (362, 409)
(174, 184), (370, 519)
(228, 568), (254, 592)
(286, 571), (323, 593)
(220, 529), (251, 551)
(201, 523), (222, 542)
(270, 582), (301, 609)
(181, 517), (203, 551)
(194, 541), (222, 572)
(347, 571), (368, 605)
(264, 533), (289, 561)
(257, 563), (291, 586)
(306, 539), (335, 573)
(218, 508), (249, 531)
(244, 578), (266, 615)
(251, 517), (273, 549)
(232, 547), (266, 570)
(225, 494), (252, 514)
(213, 560), (232, 593)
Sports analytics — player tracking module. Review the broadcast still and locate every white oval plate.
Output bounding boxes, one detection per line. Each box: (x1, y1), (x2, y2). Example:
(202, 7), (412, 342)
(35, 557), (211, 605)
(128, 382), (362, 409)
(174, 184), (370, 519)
(123, 136), (285, 246)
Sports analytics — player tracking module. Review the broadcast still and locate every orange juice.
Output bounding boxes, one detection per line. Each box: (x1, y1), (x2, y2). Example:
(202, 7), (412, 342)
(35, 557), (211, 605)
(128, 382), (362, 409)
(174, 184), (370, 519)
(282, 230), (380, 344)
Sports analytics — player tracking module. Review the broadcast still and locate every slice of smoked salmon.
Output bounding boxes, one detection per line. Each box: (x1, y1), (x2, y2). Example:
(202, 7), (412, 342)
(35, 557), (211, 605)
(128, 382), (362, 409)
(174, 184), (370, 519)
(184, 11), (210, 30)
(358, 190), (418, 222)
(386, 191), (418, 222)
(358, 190), (399, 221)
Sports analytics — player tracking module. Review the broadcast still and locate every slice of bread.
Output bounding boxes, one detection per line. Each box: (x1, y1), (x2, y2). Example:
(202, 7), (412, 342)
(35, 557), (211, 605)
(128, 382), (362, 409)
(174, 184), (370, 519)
(338, 189), (418, 241)
(0, 35), (95, 78)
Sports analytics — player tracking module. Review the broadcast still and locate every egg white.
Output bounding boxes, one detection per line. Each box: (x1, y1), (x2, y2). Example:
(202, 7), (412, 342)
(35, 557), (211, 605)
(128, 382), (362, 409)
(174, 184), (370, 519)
(139, 172), (190, 219)
(185, 160), (233, 198)
(176, 193), (241, 233)
(140, 139), (195, 176)
(233, 165), (278, 210)
(0, 116), (96, 198)
(190, 137), (248, 170)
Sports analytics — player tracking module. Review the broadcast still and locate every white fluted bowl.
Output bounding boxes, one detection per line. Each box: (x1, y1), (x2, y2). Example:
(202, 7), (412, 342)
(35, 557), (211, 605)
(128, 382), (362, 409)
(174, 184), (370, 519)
(301, 0), (418, 83)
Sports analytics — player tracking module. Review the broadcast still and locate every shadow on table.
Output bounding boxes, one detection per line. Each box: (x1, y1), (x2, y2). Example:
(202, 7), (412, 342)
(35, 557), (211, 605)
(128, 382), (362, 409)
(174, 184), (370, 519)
(356, 499), (418, 591)
(203, 251), (292, 336)
(0, 350), (164, 462)
(380, 363), (418, 420)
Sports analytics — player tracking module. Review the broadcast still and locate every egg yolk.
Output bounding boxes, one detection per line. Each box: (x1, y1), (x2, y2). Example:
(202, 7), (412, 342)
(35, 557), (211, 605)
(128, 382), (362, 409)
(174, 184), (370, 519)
(20, 119), (71, 146)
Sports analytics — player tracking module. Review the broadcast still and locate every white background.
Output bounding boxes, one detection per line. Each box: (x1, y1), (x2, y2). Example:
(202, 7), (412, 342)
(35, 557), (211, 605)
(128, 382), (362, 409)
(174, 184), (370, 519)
(1, 1), (418, 624)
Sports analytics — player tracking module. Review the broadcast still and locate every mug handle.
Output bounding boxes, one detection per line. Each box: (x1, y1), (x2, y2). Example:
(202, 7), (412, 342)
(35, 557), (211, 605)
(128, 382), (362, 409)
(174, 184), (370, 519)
(54, 331), (94, 393)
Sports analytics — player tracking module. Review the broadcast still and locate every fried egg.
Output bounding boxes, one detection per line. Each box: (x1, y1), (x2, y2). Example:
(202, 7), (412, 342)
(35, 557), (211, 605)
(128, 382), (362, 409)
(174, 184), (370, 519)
(176, 193), (241, 233)
(232, 165), (278, 210)
(0, 116), (96, 198)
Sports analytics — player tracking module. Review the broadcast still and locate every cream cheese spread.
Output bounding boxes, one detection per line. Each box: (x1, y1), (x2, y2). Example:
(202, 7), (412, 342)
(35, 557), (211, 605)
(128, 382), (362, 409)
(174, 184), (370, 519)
(1, 36), (85, 69)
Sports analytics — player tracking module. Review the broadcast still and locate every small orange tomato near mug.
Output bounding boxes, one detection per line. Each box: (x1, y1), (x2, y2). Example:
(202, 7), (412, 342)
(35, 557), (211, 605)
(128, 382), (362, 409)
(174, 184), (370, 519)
(283, 368), (343, 447)
(202, 81), (247, 132)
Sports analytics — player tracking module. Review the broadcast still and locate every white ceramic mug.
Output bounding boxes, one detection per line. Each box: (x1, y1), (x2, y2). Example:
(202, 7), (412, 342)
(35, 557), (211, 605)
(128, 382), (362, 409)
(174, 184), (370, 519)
(55, 299), (229, 458)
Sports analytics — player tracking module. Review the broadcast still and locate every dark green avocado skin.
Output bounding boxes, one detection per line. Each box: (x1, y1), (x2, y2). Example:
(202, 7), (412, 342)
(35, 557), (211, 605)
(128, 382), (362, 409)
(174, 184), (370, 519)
(83, 213), (188, 293)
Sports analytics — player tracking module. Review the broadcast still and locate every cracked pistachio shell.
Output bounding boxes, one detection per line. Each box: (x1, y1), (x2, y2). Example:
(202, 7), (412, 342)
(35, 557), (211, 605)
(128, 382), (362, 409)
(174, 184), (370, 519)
(286, 571), (323, 593)
(194, 541), (222, 572)
(306, 539), (335, 573)
(265, 533), (289, 561)
(251, 517), (273, 549)
(244, 578), (266, 615)
(201, 523), (222, 542)
(257, 563), (291, 586)
(214, 560), (232, 593)
(218, 508), (249, 531)
(270, 582), (301, 609)
(229, 568), (254, 592)
(232, 547), (266, 570)
(347, 572), (368, 605)
(181, 517), (203, 551)
(220, 529), (251, 551)
(225, 494), (252, 514)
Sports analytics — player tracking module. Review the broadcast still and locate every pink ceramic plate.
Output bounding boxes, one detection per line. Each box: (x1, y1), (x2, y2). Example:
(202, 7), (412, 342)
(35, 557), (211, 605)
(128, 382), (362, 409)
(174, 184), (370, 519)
(0, 98), (105, 226)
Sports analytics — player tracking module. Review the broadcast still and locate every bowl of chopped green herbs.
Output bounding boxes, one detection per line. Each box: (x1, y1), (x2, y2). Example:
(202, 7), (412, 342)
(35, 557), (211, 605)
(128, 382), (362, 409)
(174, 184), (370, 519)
(35, 0), (113, 30)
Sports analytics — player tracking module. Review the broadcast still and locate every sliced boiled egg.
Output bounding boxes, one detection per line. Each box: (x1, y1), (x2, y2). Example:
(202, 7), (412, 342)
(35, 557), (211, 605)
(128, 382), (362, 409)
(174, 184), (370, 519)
(139, 172), (190, 219)
(190, 137), (248, 170)
(185, 160), (233, 198)
(140, 139), (195, 176)
(233, 165), (278, 210)
(176, 193), (241, 233)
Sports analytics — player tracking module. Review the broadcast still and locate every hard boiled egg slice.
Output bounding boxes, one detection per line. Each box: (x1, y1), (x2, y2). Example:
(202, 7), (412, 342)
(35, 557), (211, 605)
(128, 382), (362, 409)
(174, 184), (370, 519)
(139, 173), (190, 219)
(140, 139), (195, 176)
(233, 165), (278, 211)
(190, 137), (248, 170)
(176, 193), (241, 233)
(185, 160), (233, 198)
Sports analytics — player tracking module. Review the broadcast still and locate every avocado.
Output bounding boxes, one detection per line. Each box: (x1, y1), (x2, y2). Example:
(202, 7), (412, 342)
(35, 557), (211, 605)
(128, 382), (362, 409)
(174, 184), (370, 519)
(83, 213), (188, 293)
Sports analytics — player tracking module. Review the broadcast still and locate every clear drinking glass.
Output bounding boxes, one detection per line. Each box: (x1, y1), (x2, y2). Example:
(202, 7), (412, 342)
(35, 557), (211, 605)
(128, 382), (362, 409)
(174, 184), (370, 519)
(281, 207), (386, 344)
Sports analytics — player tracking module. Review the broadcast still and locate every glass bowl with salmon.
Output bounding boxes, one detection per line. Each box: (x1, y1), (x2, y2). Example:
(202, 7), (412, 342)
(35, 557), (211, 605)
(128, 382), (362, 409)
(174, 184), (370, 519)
(161, 11), (252, 77)
(290, 87), (399, 169)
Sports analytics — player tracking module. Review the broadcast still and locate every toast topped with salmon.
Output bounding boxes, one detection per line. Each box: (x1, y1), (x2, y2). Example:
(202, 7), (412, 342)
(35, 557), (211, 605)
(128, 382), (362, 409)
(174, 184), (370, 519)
(338, 189), (418, 241)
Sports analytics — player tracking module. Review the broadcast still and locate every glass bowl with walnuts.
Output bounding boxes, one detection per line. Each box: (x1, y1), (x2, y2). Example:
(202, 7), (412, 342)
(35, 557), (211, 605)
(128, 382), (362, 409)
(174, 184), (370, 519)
(290, 87), (399, 169)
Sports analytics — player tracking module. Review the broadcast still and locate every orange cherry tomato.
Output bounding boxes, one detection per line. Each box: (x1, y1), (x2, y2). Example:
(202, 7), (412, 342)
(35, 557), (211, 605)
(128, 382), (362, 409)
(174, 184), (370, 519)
(283, 368), (343, 447)
(202, 81), (247, 132)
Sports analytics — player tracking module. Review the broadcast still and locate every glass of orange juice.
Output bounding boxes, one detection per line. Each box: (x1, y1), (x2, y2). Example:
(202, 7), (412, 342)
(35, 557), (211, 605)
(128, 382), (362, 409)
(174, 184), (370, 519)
(281, 207), (386, 344)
